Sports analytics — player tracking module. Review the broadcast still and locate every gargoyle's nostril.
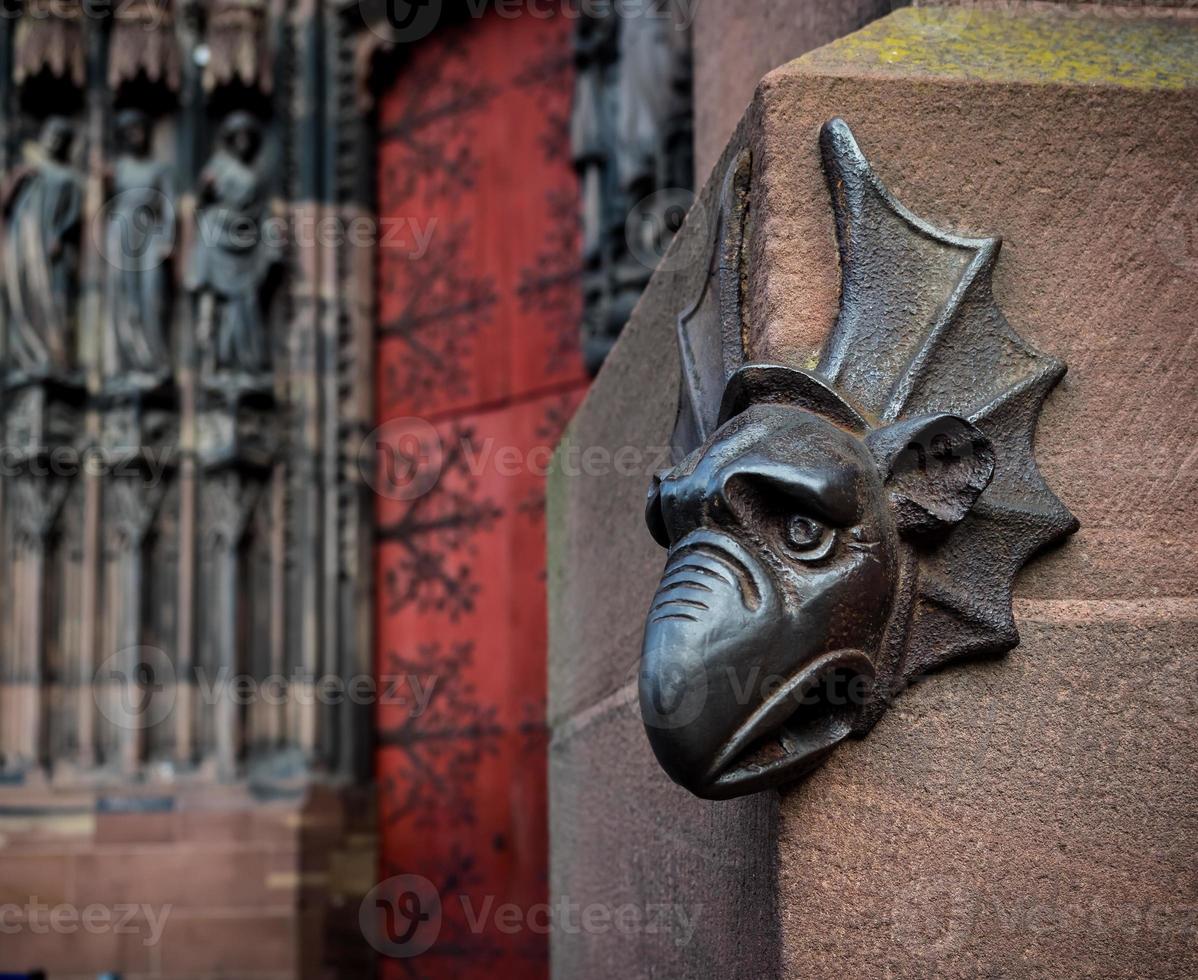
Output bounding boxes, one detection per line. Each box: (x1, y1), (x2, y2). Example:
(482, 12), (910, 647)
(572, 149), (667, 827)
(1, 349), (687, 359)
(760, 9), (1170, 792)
(650, 596), (709, 616)
(660, 562), (732, 589)
(666, 539), (761, 612)
(645, 478), (671, 548)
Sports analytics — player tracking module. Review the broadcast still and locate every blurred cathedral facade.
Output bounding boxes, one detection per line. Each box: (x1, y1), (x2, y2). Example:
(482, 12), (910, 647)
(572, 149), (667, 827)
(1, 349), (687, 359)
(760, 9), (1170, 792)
(0, 0), (692, 975)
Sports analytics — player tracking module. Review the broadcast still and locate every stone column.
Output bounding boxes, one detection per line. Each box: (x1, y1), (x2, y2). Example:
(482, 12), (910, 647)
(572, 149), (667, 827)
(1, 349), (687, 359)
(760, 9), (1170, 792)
(0, 378), (83, 778)
(9, 474), (68, 771)
(197, 395), (273, 781)
(549, 4), (1197, 978)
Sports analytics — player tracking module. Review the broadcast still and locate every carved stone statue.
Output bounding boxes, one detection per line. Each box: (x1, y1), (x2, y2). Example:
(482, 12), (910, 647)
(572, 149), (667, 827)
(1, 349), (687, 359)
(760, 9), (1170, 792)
(188, 111), (279, 378)
(614, 7), (689, 197)
(105, 109), (175, 380)
(2, 117), (83, 376)
(639, 121), (1079, 800)
(572, 3), (693, 375)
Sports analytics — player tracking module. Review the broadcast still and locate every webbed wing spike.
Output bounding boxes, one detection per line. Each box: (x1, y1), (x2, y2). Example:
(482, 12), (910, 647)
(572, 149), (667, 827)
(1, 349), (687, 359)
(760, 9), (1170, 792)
(818, 117), (998, 420)
(883, 238), (1001, 422)
(671, 147), (753, 461)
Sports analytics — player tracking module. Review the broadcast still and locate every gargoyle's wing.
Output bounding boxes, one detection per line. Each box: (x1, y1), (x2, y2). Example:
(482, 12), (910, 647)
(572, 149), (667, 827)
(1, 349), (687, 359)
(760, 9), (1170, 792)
(818, 118), (1078, 674)
(670, 147), (752, 462)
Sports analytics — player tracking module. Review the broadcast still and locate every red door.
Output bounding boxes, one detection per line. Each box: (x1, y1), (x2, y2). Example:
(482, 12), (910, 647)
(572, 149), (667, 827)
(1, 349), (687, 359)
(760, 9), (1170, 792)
(373, 10), (585, 978)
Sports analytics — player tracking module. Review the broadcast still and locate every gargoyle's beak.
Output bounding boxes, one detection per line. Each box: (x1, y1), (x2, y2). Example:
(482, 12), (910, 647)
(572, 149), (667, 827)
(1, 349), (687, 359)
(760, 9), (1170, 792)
(641, 641), (874, 799)
(639, 531), (875, 799)
(700, 649), (874, 798)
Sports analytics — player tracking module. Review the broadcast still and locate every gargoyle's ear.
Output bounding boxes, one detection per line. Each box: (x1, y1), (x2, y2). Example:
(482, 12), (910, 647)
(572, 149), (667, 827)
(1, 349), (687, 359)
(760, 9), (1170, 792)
(866, 415), (996, 537)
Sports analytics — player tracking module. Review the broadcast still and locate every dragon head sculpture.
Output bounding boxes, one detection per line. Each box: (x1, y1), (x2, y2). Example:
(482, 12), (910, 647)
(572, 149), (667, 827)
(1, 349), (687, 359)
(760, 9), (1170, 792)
(639, 120), (1078, 800)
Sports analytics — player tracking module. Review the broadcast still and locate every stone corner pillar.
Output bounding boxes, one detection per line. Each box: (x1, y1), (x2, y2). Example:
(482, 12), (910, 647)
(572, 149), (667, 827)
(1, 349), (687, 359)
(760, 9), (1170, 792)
(549, 4), (1197, 978)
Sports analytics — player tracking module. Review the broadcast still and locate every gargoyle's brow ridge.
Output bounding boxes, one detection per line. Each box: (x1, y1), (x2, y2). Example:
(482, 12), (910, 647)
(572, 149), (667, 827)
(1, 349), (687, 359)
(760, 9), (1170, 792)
(718, 364), (870, 434)
(722, 462), (862, 529)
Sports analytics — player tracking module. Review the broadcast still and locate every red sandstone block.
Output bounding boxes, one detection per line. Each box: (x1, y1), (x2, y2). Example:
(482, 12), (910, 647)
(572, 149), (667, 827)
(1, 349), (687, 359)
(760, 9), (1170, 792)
(154, 910), (298, 974)
(0, 854), (75, 906)
(693, 0), (895, 180)
(745, 13), (1198, 605)
(72, 845), (297, 910)
(94, 810), (176, 845)
(551, 6), (1197, 979)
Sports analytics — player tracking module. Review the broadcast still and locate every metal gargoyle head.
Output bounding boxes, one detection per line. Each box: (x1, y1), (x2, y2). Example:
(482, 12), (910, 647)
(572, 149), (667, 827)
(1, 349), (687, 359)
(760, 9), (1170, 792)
(639, 120), (1078, 800)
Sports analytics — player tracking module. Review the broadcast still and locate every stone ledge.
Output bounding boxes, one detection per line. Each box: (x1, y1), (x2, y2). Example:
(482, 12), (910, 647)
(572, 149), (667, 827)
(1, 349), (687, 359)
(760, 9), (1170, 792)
(791, 3), (1198, 90)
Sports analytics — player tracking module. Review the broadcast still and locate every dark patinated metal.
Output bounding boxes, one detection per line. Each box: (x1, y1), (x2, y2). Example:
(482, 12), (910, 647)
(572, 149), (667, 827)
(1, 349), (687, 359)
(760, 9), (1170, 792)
(640, 119), (1079, 800)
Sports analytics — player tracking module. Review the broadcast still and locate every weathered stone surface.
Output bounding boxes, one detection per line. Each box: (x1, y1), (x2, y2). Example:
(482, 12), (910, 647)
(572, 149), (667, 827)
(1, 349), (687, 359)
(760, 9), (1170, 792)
(548, 115), (783, 978)
(733, 7), (1198, 978)
(778, 609), (1198, 979)
(548, 118), (751, 729)
(689, 0), (1198, 185)
(549, 689), (779, 980)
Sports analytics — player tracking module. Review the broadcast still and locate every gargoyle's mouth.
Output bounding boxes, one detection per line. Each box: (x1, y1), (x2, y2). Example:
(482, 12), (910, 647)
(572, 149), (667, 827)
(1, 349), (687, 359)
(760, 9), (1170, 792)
(699, 650), (875, 799)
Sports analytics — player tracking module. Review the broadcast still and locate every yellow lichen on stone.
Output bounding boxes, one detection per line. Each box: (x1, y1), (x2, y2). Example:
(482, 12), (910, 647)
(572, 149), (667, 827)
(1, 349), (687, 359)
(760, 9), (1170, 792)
(796, 5), (1198, 91)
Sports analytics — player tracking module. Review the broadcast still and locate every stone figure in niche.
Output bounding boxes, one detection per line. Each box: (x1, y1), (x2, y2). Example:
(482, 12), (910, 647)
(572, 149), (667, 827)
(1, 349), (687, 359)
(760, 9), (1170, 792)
(188, 111), (280, 379)
(105, 109), (176, 380)
(572, 3), (693, 374)
(2, 117), (83, 376)
(614, 7), (686, 198)
(638, 121), (1079, 800)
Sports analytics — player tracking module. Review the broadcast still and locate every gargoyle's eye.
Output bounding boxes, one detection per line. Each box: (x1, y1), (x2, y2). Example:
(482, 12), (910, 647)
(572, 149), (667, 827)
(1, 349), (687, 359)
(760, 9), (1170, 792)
(784, 515), (834, 559)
